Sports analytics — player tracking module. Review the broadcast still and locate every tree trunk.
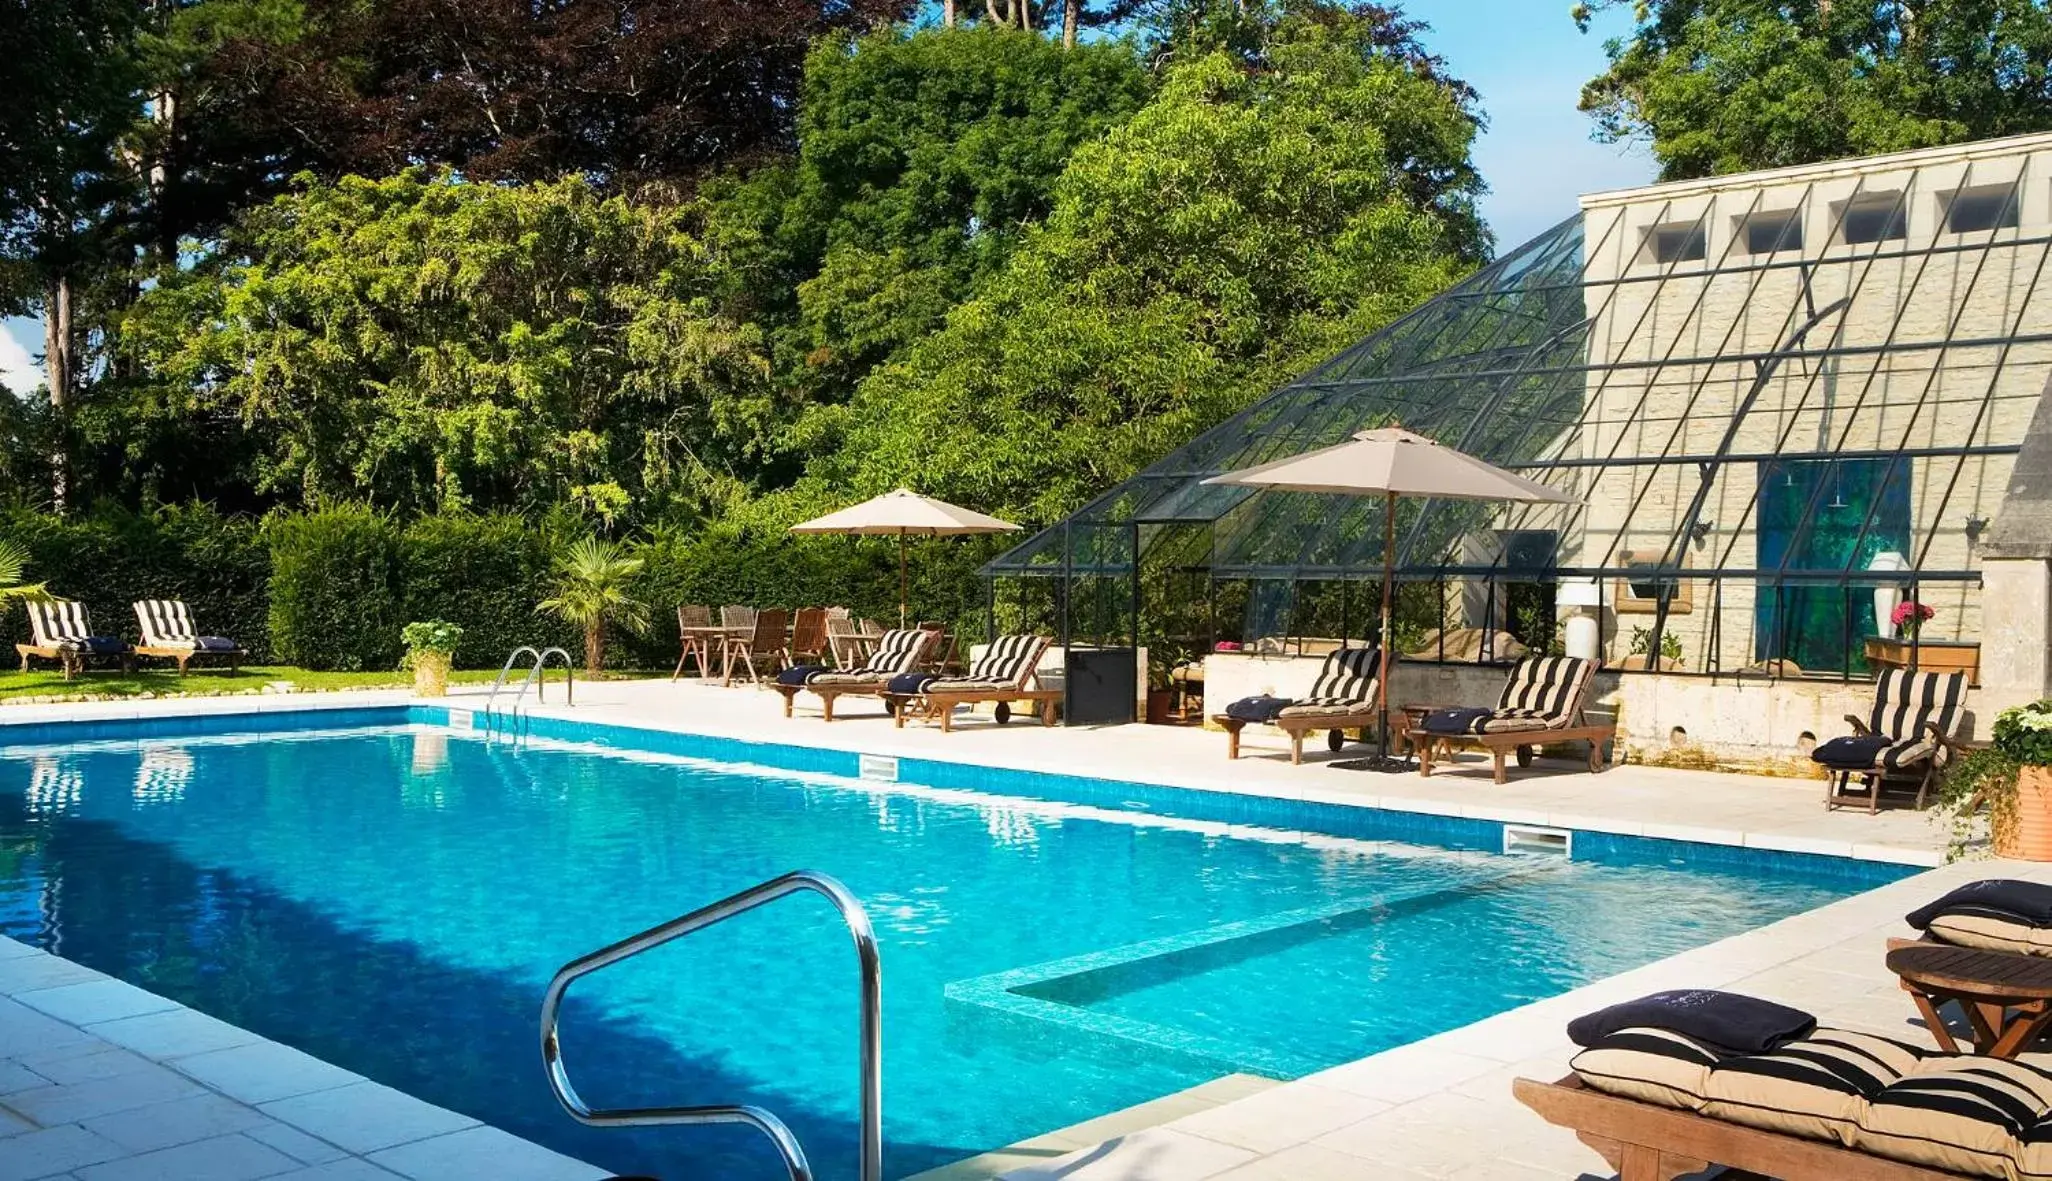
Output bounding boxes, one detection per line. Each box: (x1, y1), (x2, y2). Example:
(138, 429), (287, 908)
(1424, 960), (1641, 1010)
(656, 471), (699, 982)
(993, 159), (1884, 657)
(986, 0), (1002, 22)
(943, 0), (956, 26)
(585, 620), (605, 676)
(42, 273), (72, 513)
(1062, 0), (1078, 46)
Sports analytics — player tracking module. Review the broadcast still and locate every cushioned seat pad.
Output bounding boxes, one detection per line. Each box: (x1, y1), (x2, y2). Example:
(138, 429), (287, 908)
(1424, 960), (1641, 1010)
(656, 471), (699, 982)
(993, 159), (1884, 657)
(1700, 1029), (1925, 1146)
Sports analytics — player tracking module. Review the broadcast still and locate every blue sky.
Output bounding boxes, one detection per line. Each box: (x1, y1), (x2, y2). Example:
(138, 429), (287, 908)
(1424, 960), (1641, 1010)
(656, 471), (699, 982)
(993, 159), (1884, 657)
(0, 1), (1650, 394)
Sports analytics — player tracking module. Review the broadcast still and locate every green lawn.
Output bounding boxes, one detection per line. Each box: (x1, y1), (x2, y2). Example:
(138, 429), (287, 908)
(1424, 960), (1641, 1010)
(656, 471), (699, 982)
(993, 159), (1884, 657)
(0, 663), (651, 701)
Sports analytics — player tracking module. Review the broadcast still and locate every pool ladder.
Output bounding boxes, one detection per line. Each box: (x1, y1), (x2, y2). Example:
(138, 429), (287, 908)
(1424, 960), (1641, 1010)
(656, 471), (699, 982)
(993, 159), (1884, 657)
(482, 646), (574, 735)
(539, 870), (882, 1181)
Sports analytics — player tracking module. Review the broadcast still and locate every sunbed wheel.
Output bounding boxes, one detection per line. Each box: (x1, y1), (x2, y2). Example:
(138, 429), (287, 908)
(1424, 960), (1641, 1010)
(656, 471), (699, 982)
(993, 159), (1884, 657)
(1515, 744), (1534, 768)
(995, 702), (1012, 725)
(883, 697), (899, 716)
(1327, 728), (1347, 752)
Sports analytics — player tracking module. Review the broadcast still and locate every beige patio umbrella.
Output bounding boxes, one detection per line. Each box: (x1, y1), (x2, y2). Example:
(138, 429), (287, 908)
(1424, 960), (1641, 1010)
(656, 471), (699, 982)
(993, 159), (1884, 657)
(790, 488), (1020, 625)
(1204, 426), (1577, 769)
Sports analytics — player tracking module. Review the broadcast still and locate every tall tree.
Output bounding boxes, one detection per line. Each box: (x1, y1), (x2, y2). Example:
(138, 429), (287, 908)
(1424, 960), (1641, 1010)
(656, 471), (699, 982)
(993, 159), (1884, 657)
(0, 0), (148, 509)
(702, 26), (1152, 429)
(769, 4), (1487, 524)
(121, 172), (772, 518)
(1576, 0), (2052, 180)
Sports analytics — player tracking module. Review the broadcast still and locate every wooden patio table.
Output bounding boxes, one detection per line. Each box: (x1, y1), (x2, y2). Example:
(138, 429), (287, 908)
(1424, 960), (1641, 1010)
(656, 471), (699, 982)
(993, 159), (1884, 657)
(1887, 942), (2052, 1058)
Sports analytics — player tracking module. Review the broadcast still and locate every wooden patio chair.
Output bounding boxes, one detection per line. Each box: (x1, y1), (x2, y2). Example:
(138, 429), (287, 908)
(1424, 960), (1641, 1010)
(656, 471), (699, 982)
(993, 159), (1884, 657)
(1408, 656), (1614, 783)
(672, 604), (714, 680)
(786, 607), (829, 668)
(720, 607), (788, 685)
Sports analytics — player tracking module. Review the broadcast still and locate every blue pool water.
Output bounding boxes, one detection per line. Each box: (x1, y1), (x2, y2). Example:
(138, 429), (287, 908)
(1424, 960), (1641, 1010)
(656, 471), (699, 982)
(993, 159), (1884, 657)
(0, 719), (1907, 1180)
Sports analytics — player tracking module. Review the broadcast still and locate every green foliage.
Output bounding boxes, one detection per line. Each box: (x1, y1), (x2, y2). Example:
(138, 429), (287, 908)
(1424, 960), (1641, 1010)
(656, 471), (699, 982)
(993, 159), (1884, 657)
(265, 505), (401, 671)
(399, 513), (575, 668)
(786, 11), (1484, 524)
(1629, 624), (1685, 664)
(0, 504), (272, 661)
(0, 540), (49, 606)
(1995, 698), (2052, 766)
(400, 621), (464, 663)
(705, 26), (1152, 409)
(537, 536), (651, 673)
(123, 171), (772, 520)
(1577, 0), (2052, 180)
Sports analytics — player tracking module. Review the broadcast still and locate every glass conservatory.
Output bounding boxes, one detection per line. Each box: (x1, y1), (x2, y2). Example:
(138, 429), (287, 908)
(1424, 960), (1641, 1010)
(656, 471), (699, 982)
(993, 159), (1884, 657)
(985, 133), (2052, 685)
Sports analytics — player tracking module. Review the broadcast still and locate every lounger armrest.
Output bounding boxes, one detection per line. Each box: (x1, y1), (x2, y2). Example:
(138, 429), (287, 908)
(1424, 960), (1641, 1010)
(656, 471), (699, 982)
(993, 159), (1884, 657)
(1844, 714), (1871, 735)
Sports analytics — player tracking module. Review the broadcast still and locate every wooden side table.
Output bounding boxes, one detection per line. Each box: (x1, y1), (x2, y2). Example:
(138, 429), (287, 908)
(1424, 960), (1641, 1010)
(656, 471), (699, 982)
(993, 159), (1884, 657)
(1887, 943), (2052, 1058)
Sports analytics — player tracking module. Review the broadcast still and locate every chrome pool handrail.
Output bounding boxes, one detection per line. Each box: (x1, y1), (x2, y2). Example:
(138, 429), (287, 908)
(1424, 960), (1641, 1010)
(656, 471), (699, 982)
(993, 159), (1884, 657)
(538, 869), (883, 1181)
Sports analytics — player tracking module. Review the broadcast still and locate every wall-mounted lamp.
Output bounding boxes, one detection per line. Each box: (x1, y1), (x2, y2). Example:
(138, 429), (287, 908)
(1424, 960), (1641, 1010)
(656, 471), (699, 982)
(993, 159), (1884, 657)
(1688, 520), (1713, 547)
(1966, 514), (1990, 546)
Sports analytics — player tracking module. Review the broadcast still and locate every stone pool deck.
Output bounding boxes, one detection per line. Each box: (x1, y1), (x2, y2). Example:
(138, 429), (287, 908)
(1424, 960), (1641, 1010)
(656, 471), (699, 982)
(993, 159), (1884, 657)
(0, 934), (604, 1181)
(0, 682), (1997, 1179)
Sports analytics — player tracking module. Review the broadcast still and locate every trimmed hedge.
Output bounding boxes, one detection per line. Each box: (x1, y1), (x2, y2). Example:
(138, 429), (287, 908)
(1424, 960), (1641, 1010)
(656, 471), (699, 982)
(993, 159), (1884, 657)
(400, 513), (577, 668)
(0, 507), (1008, 673)
(0, 504), (273, 662)
(266, 506), (402, 671)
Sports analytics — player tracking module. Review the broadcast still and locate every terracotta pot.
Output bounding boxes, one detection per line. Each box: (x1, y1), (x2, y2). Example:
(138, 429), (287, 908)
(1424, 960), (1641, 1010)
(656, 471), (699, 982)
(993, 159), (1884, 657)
(1995, 765), (2052, 861)
(1145, 688), (1174, 725)
(412, 651), (452, 698)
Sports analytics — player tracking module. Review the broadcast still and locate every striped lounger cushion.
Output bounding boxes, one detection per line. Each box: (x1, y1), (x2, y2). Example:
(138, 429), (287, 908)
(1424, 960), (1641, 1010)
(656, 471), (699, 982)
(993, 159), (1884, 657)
(927, 635), (1044, 694)
(1858, 1057), (2052, 1178)
(1700, 1029), (1925, 1146)
(136, 600), (199, 649)
(1478, 656), (1592, 733)
(1857, 669), (1968, 772)
(29, 600), (96, 651)
(807, 629), (927, 686)
(1276, 647), (1379, 719)
(1569, 1027), (1728, 1111)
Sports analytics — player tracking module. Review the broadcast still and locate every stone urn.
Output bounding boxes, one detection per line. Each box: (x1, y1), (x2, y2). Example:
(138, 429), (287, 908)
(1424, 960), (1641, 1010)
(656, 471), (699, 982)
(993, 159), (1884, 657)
(412, 651), (452, 698)
(1994, 765), (2052, 862)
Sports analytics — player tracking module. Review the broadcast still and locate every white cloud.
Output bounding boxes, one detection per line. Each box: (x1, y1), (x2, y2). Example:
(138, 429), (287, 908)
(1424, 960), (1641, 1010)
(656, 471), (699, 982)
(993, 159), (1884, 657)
(0, 320), (43, 395)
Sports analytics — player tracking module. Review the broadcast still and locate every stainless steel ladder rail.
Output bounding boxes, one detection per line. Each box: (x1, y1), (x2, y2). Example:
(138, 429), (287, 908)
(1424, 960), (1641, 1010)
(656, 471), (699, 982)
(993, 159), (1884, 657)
(482, 646), (576, 735)
(539, 870), (883, 1181)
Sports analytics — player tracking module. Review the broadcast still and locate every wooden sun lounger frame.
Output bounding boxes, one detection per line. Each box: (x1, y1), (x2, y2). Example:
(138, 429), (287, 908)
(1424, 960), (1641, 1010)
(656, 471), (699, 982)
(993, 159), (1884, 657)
(889, 686), (1063, 731)
(1214, 709), (1375, 765)
(1407, 721), (1614, 784)
(15, 642), (130, 679)
(133, 642), (244, 675)
(1514, 1074), (1958, 1181)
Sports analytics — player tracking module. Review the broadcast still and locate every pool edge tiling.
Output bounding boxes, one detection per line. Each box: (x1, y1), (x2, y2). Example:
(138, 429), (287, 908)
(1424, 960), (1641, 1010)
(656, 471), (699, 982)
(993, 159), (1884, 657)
(0, 933), (608, 1181)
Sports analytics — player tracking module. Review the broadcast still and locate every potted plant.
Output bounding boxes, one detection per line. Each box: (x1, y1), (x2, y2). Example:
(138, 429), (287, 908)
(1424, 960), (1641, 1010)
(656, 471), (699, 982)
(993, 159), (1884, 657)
(1892, 598), (1936, 639)
(402, 621), (464, 697)
(1864, 601), (1981, 682)
(1937, 699), (2052, 860)
(1146, 643), (1193, 725)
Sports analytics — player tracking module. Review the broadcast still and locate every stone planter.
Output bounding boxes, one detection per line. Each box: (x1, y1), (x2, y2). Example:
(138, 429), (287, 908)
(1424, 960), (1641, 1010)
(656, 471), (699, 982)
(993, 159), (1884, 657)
(412, 650), (452, 698)
(1995, 765), (2052, 861)
(1863, 636), (1980, 685)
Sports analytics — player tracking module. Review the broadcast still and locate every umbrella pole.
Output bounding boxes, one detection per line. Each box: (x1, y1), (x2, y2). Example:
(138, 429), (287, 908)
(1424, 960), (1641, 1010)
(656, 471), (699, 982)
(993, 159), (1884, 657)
(899, 531), (909, 627)
(1379, 490), (1394, 760)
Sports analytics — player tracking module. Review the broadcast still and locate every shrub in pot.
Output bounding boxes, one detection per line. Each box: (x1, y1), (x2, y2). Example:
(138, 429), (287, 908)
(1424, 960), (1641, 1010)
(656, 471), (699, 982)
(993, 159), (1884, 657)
(1938, 698), (2052, 860)
(402, 621), (464, 697)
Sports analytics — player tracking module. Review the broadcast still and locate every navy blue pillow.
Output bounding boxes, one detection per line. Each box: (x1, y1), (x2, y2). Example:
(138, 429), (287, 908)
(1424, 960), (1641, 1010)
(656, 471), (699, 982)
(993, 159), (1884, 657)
(195, 636), (239, 652)
(887, 672), (937, 696)
(77, 636), (127, 655)
(1225, 695), (1293, 723)
(1811, 734), (1893, 769)
(1423, 707), (1494, 735)
(1566, 990), (1815, 1054)
(1908, 879), (2052, 931)
(776, 665), (825, 687)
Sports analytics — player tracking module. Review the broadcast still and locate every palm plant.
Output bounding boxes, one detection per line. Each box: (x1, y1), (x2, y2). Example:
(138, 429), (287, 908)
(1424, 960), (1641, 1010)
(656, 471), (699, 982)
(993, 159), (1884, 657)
(537, 536), (649, 674)
(0, 540), (50, 607)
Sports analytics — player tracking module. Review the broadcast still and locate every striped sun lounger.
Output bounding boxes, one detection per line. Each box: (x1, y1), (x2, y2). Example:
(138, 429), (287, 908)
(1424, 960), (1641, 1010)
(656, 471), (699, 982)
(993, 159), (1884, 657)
(887, 634), (1057, 731)
(133, 600), (245, 674)
(18, 600), (132, 679)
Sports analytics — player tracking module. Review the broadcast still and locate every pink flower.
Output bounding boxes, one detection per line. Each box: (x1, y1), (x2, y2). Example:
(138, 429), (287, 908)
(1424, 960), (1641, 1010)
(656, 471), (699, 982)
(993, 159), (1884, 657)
(1891, 600), (1935, 627)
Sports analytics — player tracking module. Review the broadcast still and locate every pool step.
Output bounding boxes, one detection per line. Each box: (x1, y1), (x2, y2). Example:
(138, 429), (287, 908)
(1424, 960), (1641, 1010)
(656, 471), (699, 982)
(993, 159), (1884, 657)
(900, 1074), (1279, 1181)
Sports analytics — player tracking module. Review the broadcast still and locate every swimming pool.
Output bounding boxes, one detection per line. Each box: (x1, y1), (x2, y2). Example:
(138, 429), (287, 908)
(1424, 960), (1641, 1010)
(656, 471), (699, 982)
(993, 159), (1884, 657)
(0, 711), (1912, 1180)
